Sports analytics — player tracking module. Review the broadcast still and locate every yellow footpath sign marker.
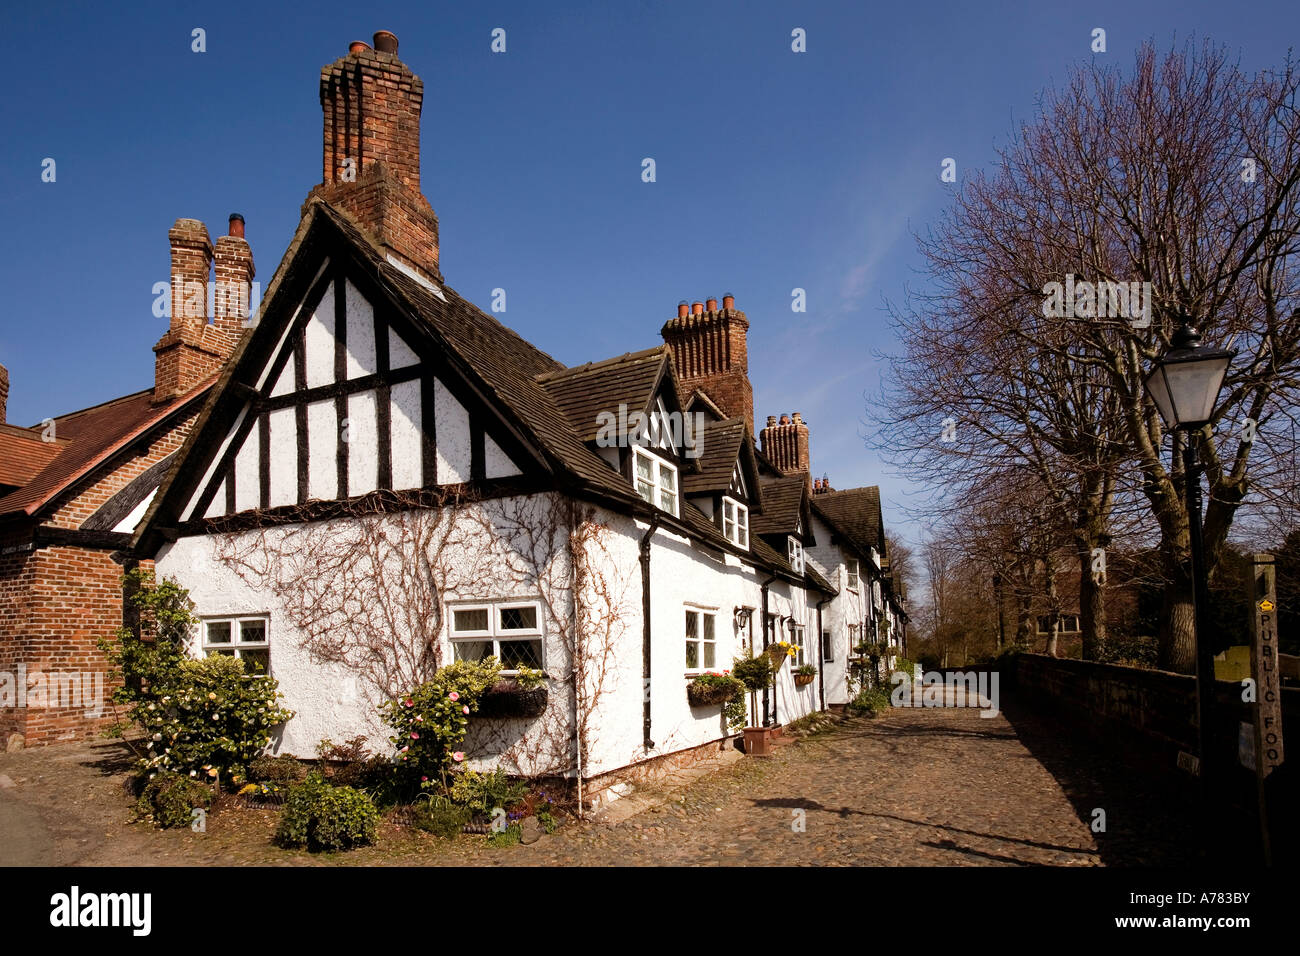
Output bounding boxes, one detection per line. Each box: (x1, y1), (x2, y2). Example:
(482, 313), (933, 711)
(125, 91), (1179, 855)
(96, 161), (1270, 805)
(1259, 599), (1275, 612)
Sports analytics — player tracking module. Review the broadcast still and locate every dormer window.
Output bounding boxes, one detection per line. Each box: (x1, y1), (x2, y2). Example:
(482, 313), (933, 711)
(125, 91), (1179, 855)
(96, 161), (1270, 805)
(722, 497), (749, 548)
(787, 536), (804, 573)
(846, 558), (860, 591)
(634, 446), (678, 517)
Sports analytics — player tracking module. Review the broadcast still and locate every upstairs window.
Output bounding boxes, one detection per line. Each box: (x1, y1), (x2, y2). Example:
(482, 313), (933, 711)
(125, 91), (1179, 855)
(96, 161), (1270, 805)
(722, 497), (749, 548)
(846, 558), (860, 591)
(450, 600), (544, 672)
(634, 447), (679, 517)
(787, 537), (804, 574)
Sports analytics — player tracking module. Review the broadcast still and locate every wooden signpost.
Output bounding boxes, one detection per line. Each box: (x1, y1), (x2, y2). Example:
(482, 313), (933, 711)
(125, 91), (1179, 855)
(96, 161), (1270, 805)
(1247, 553), (1284, 864)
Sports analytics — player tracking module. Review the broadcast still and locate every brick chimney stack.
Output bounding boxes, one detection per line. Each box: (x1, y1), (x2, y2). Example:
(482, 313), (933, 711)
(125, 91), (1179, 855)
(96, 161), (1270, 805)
(306, 31), (443, 282)
(153, 218), (243, 404)
(661, 292), (753, 434)
(0, 362), (8, 424)
(213, 214), (256, 332)
(761, 412), (812, 486)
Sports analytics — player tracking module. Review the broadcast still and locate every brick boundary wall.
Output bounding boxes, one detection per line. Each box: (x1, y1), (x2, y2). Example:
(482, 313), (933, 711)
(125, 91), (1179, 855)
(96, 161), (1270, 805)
(1009, 653), (1297, 800)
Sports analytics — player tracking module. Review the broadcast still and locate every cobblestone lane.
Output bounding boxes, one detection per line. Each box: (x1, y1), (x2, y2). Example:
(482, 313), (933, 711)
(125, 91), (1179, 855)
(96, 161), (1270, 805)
(473, 701), (1203, 867)
(0, 699), (1206, 866)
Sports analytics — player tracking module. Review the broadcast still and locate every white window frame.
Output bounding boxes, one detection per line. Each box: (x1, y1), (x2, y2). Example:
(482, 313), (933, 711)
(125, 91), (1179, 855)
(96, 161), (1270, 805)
(201, 615), (271, 675)
(787, 536), (804, 573)
(633, 446), (679, 517)
(722, 496), (749, 548)
(790, 624), (807, 666)
(449, 599), (545, 673)
(684, 606), (718, 673)
(846, 558), (860, 592)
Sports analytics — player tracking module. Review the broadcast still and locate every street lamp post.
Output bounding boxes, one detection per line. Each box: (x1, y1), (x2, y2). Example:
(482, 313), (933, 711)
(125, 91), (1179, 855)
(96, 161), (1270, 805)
(1143, 320), (1235, 792)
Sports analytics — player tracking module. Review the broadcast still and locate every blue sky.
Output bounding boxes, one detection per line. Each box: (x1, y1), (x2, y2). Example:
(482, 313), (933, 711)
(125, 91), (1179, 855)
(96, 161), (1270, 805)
(2, 0), (1297, 552)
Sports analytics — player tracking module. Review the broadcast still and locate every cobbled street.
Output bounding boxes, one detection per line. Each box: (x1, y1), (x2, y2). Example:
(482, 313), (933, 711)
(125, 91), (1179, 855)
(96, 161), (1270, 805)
(0, 699), (1205, 866)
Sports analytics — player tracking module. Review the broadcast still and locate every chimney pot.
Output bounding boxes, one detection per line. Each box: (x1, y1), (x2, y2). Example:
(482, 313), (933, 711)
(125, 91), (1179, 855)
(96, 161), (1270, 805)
(792, 412), (803, 424)
(677, 301), (689, 318)
(0, 362), (8, 425)
(228, 213), (245, 238)
(780, 414), (791, 425)
(706, 297), (718, 312)
(691, 301), (704, 315)
(373, 30), (398, 54)
(349, 40), (371, 55)
(722, 293), (735, 310)
(766, 415), (777, 427)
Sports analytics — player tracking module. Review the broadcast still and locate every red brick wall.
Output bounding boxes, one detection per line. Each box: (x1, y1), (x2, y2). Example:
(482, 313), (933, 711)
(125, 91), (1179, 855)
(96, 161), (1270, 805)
(0, 532), (149, 746)
(46, 410), (199, 530)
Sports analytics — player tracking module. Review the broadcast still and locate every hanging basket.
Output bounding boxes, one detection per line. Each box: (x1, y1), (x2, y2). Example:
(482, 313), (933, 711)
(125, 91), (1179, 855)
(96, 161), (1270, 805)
(794, 673), (815, 687)
(766, 643), (792, 668)
(473, 680), (548, 719)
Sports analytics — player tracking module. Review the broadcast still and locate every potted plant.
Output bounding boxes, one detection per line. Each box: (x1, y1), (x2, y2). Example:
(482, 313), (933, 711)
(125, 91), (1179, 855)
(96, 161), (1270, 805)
(474, 665), (548, 719)
(732, 653), (776, 755)
(794, 664), (816, 687)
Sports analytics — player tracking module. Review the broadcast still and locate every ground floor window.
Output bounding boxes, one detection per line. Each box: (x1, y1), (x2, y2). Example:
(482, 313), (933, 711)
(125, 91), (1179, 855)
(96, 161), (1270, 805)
(790, 624), (806, 666)
(450, 600), (544, 672)
(685, 607), (717, 671)
(202, 616), (271, 674)
(822, 630), (833, 662)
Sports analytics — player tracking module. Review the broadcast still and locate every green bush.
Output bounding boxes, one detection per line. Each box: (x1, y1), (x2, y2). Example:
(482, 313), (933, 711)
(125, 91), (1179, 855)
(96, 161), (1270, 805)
(847, 686), (892, 717)
(487, 823), (522, 848)
(413, 797), (471, 838)
(450, 768), (528, 816)
(275, 773), (379, 852)
(732, 653), (774, 692)
(136, 772), (212, 830)
(249, 756), (309, 785)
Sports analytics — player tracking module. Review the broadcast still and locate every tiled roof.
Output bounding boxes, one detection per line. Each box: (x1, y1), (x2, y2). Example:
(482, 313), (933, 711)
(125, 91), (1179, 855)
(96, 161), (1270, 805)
(537, 347), (668, 443)
(812, 486), (885, 558)
(681, 417), (745, 494)
(750, 474), (806, 535)
(0, 424), (66, 488)
(0, 384), (212, 521)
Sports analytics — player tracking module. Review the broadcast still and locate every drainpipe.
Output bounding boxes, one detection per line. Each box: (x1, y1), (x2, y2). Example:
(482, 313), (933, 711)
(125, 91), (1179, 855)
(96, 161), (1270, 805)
(816, 595), (831, 712)
(759, 574), (777, 726)
(639, 515), (660, 752)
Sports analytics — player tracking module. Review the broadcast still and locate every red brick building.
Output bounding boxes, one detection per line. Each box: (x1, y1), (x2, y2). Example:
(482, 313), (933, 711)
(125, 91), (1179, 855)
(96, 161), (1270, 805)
(0, 217), (255, 747)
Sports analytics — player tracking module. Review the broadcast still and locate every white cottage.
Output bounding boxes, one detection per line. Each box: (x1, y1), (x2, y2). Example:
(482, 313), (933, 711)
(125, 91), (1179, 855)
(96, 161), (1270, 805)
(132, 31), (907, 800)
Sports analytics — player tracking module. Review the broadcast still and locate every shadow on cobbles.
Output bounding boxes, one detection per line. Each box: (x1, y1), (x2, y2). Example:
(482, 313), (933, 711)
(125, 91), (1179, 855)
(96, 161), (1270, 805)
(997, 695), (1228, 866)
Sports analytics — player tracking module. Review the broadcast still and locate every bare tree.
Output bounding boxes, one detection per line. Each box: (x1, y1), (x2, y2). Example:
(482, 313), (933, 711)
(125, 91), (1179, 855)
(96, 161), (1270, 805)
(877, 40), (1300, 671)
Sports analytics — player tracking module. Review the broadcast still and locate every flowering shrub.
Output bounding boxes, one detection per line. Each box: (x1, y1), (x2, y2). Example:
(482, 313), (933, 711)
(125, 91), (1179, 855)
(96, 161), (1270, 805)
(135, 656), (295, 779)
(380, 658), (502, 786)
(101, 570), (294, 781)
(450, 768), (528, 816)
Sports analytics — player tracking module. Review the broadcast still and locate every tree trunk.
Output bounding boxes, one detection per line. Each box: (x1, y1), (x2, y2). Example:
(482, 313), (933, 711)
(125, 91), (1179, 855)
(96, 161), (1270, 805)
(1014, 590), (1034, 646)
(1159, 562), (1198, 673)
(1078, 550), (1108, 660)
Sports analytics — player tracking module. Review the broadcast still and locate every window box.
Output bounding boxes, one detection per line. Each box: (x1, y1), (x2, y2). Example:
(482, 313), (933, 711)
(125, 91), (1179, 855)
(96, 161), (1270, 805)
(686, 673), (743, 707)
(473, 679), (548, 719)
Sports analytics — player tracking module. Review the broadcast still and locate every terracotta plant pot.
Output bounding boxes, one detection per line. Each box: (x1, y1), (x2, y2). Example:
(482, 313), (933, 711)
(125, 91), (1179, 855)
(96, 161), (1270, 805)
(742, 726), (772, 756)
